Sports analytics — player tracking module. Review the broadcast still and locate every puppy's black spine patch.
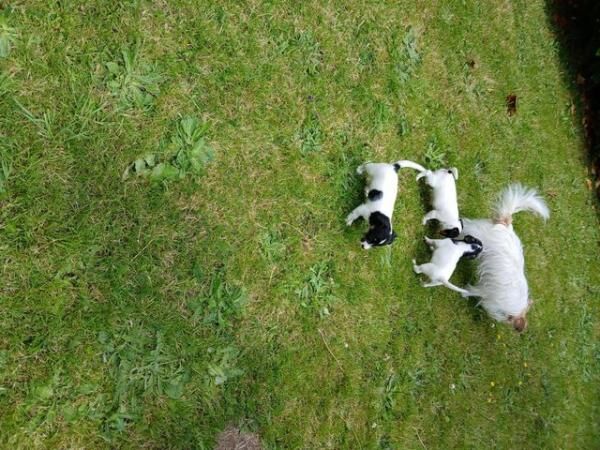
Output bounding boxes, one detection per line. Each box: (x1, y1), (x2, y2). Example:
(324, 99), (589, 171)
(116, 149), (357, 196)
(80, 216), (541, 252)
(393, 163), (401, 172)
(367, 189), (383, 201)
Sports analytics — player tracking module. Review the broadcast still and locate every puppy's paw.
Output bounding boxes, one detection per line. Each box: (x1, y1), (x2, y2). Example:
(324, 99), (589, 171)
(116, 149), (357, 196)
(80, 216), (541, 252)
(412, 260), (420, 273)
(345, 216), (354, 226)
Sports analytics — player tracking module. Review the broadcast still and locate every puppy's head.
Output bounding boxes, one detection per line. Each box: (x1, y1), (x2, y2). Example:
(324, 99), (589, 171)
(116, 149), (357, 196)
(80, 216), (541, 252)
(460, 235), (483, 259)
(508, 315), (527, 333)
(361, 212), (396, 249)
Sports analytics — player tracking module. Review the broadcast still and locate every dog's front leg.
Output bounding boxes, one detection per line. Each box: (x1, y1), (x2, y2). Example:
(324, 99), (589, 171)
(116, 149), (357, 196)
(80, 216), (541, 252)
(346, 204), (369, 226)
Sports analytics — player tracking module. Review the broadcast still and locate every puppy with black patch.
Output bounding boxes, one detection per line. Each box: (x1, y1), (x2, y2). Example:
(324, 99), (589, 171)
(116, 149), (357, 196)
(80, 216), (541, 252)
(413, 235), (483, 295)
(396, 160), (463, 237)
(346, 162), (404, 249)
(461, 184), (550, 332)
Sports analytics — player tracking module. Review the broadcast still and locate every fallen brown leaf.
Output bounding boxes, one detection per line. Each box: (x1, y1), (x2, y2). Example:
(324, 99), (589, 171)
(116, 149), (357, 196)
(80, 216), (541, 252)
(506, 94), (517, 116)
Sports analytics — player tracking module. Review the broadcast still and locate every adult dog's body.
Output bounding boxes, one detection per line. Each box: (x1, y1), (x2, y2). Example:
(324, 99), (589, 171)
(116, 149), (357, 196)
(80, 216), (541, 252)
(397, 160), (462, 237)
(413, 235), (482, 295)
(462, 184), (549, 331)
(346, 162), (401, 249)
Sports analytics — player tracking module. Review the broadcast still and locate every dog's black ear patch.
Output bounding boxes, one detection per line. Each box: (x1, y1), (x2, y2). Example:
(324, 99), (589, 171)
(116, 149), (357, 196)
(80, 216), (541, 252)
(463, 242), (483, 259)
(441, 227), (460, 238)
(462, 235), (482, 246)
(367, 189), (383, 201)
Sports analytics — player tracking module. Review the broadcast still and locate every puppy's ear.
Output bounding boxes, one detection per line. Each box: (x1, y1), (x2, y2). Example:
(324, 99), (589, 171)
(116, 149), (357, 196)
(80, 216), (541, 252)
(441, 227), (460, 238)
(449, 167), (458, 180)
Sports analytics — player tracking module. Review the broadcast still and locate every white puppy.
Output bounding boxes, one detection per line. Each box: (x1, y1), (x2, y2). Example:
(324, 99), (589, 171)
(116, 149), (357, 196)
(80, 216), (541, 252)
(461, 184), (550, 332)
(413, 235), (483, 295)
(396, 160), (462, 237)
(346, 162), (402, 249)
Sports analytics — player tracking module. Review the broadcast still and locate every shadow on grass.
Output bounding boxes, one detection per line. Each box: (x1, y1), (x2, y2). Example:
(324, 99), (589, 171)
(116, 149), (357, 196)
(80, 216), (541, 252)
(545, 0), (600, 210)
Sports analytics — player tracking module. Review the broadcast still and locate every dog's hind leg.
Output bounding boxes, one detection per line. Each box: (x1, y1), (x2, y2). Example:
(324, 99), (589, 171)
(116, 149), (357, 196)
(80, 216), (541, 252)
(412, 259), (423, 274)
(413, 262), (436, 279)
(423, 236), (441, 249)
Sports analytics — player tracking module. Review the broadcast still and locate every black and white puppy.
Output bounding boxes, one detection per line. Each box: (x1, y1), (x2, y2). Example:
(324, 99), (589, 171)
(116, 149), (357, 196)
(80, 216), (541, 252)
(412, 235), (482, 295)
(397, 160), (462, 237)
(346, 162), (403, 249)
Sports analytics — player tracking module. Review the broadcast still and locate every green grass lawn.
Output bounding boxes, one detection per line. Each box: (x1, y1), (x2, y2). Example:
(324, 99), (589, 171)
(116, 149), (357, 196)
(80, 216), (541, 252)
(1, 1), (599, 448)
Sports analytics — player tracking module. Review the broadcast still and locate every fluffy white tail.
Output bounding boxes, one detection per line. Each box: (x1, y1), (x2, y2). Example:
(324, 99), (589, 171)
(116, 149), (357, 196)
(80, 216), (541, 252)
(393, 160), (427, 172)
(493, 184), (550, 225)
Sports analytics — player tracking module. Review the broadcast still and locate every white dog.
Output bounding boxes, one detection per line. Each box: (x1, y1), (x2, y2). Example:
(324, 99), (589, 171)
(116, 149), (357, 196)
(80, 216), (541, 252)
(461, 184), (550, 332)
(413, 235), (483, 295)
(346, 162), (403, 249)
(397, 160), (462, 237)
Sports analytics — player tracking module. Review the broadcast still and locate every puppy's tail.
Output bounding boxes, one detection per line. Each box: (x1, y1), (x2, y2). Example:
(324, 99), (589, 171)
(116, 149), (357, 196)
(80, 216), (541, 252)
(442, 280), (470, 296)
(493, 184), (550, 225)
(393, 160), (427, 173)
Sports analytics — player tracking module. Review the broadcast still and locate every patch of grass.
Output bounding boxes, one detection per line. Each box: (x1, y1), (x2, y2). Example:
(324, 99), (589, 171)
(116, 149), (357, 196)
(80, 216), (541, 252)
(259, 228), (287, 262)
(105, 43), (161, 111)
(0, 10), (17, 58)
(297, 108), (323, 155)
(188, 271), (247, 331)
(296, 261), (337, 318)
(423, 137), (447, 169)
(0, 150), (11, 195)
(98, 328), (190, 433)
(123, 116), (214, 181)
